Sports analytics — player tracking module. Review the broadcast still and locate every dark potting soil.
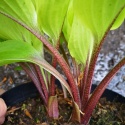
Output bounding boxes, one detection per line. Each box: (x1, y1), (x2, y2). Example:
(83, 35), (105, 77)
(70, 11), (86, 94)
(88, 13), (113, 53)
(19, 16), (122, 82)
(3, 95), (125, 125)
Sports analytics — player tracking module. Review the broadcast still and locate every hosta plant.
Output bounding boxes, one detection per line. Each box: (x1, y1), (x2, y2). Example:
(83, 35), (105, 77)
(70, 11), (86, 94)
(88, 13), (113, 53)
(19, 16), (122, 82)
(0, 0), (125, 124)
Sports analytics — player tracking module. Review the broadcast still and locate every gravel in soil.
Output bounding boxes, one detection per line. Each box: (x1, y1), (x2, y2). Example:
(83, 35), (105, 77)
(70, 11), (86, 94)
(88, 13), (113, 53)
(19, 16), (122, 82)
(0, 64), (30, 91)
(3, 95), (125, 125)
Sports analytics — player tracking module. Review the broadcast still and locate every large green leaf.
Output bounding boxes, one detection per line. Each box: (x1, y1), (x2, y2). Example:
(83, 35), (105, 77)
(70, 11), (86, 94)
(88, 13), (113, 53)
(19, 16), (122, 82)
(0, 0), (70, 44)
(63, 1), (94, 64)
(0, 0), (43, 53)
(74, 0), (125, 41)
(0, 0), (71, 49)
(63, 0), (74, 42)
(63, 0), (125, 64)
(0, 0), (37, 28)
(0, 40), (39, 65)
(0, 40), (72, 97)
(68, 16), (94, 64)
(32, 0), (70, 44)
(111, 7), (125, 30)
(0, 14), (43, 54)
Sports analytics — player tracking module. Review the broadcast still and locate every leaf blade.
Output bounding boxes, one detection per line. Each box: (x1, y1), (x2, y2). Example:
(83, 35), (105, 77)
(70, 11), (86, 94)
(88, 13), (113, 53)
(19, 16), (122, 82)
(35, 0), (70, 43)
(0, 0), (37, 28)
(63, 0), (125, 64)
(111, 7), (125, 30)
(0, 40), (73, 98)
(0, 40), (38, 65)
(0, 0), (43, 53)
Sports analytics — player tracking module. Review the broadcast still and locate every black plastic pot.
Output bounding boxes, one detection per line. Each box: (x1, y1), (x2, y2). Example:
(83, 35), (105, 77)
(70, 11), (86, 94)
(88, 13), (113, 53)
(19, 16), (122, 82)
(0, 82), (38, 107)
(1, 81), (125, 107)
(91, 84), (125, 103)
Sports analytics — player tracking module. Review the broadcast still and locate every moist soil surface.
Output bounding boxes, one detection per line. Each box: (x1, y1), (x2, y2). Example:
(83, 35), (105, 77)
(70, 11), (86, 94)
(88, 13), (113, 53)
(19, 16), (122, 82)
(3, 95), (125, 125)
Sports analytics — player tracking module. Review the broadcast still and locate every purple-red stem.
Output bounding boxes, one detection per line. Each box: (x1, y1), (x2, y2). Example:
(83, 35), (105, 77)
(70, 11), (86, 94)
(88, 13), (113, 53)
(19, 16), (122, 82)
(81, 59), (89, 110)
(20, 63), (47, 105)
(81, 57), (125, 124)
(82, 45), (101, 108)
(34, 65), (49, 102)
(50, 41), (60, 96)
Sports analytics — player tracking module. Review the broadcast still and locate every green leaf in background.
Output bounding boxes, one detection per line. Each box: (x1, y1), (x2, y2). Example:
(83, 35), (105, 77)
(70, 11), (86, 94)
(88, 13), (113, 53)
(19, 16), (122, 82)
(0, 0), (43, 54)
(111, 7), (125, 30)
(74, 0), (125, 42)
(68, 16), (94, 64)
(63, 0), (125, 64)
(63, 0), (74, 42)
(63, 1), (94, 64)
(0, 0), (71, 50)
(0, 11), (43, 55)
(34, 0), (70, 44)
(0, 0), (37, 28)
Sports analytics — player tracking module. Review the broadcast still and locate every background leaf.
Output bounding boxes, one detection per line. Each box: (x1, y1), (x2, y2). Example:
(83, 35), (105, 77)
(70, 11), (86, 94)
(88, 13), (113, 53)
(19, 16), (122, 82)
(0, 0), (43, 54)
(111, 7), (125, 30)
(63, 0), (74, 42)
(0, 0), (37, 28)
(0, 14), (43, 54)
(68, 16), (94, 64)
(63, 0), (125, 64)
(74, 0), (125, 41)
(35, 0), (70, 44)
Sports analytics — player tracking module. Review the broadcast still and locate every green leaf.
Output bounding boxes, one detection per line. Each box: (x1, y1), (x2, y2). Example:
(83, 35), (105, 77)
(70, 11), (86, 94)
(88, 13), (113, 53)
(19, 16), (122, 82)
(0, 14), (43, 54)
(0, 0), (37, 28)
(63, 0), (125, 64)
(63, 0), (74, 42)
(68, 16), (94, 64)
(34, 0), (70, 44)
(0, 0), (43, 53)
(63, 1), (94, 64)
(111, 7), (125, 30)
(0, 1), (73, 97)
(0, 40), (73, 97)
(74, 0), (125, 41)
(0, 40), (38, 65)
(0, 38), (4, 42)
